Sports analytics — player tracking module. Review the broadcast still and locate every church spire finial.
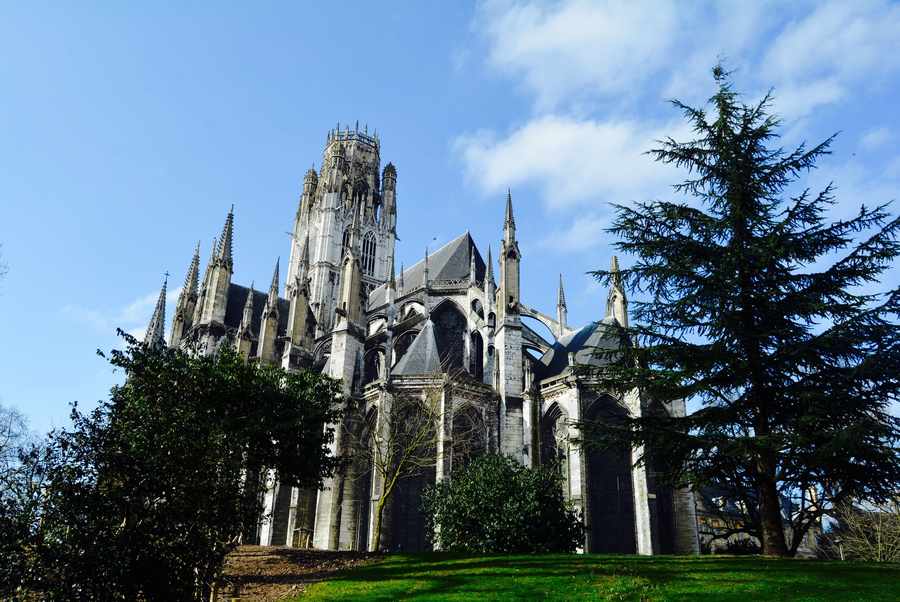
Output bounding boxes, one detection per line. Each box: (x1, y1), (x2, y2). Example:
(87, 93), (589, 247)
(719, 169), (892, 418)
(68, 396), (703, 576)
(145, 273), (168, 347)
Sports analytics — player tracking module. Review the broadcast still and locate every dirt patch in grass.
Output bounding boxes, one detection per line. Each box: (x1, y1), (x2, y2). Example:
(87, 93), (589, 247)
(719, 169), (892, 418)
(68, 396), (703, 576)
(216, 546), (381, 601)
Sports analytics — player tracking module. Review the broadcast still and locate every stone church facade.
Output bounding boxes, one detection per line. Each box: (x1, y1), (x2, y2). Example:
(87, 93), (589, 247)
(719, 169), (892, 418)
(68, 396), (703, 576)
(144, 125), (700, 555)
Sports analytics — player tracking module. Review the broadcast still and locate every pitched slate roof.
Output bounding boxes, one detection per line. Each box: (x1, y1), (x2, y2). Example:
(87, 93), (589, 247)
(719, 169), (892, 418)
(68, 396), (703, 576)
(224, 283), (290, 335)
(536, 318), (622, 379)
(367, 232), (486, 308)
(392, 318), (442, 375)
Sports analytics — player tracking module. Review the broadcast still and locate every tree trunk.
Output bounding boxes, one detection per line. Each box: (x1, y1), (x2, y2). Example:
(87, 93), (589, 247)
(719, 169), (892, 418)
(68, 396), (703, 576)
(757, 456), (788, 556)
(370, 497), (385, 552)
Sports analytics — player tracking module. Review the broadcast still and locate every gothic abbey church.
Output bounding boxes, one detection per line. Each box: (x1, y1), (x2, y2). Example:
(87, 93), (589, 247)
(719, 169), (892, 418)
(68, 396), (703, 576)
(143, 125), (700, 555)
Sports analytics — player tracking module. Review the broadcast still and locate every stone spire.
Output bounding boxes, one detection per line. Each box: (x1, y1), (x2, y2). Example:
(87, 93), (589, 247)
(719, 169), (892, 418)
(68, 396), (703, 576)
(183, 242), (201, 298)
(606, 255), (628, 327)
(485, 244), (496, 313)
(399, 262), (405, 292)
(557, 273), (567, 307)
(486, 245), (495, 288)
(498, 191), (521, 318)
(266, 257), (280, 311)
(503, 188), (516, 244)
(239, 282), (255, 335)
(169, 242), (201, 347)
(423, 248), (430, 318)
(200, 207), (235, 325)
(215, 206), (234, 269)
(145, 274), (168, 347)
(192, 237), (215, 326)
(237, 282), (256, 359)
(257, 259), (281, 364)
(469, 242), (477, 285)
(556, 273), (568, 337)
(388, 255), (396, 290)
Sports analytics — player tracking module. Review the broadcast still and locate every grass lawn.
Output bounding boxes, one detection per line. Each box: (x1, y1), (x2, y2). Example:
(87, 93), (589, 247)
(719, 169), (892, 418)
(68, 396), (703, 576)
(300, 553), (900, 601)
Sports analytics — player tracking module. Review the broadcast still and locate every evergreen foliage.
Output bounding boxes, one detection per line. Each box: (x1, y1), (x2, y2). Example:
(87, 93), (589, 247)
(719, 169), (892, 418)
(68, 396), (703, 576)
(422, 454), (583, 553)
(585, 66), (900, 556)
(12, 333), (341, 600)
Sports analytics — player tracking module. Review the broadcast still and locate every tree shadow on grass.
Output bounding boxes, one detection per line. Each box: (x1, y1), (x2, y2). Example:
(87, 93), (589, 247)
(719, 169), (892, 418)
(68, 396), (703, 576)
(313, 554), (900, 601)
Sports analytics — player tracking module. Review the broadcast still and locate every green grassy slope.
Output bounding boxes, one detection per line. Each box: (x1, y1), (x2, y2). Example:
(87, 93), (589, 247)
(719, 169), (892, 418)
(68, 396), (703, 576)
(300, 553), (900, 601)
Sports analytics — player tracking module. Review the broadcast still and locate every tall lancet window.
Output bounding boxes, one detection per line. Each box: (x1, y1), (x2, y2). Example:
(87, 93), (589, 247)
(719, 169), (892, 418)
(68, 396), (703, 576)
(362, 231), (377, 275)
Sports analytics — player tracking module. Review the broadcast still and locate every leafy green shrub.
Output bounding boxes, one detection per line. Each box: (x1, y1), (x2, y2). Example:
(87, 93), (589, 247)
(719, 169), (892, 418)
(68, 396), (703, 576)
(26, 333), (342, 601)
(422, 454), (582, 553)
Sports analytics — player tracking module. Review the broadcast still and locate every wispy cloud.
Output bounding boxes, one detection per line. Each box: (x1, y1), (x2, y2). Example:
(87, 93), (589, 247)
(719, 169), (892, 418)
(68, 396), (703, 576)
(455, 115), (688, 209)
(478, 0), (681, 111)
(539, 213), (607, 252)
(456, 0), (900, 250)
(860, 127), (892, 151)
(62, 286), (182, 343)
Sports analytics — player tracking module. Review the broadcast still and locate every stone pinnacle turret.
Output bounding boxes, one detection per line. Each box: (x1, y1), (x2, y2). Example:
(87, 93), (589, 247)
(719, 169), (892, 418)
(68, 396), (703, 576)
(145, 274), (168, 347)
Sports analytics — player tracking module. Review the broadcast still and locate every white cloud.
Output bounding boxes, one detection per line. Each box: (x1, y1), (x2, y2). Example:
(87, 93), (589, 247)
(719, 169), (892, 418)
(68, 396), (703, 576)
(763, 1), (900, 85)
(478, 0), (681, 110)
(539, 213), (607, 252)
(770, 77), (846, 121)
(461, 0), (900, 255)
(761, 1), (900, 120)
(860, 127), (892, 151)
(63, 286), (182, 341)
(455, 115), (687, 209)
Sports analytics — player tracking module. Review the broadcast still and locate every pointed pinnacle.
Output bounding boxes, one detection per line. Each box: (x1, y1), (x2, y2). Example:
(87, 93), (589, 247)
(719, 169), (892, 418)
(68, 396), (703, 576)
(399, 262), (405, 290)
(216, 207), (234, 266)
(610, 256), (623, 287)
(558, 273), (567, 308)
(269, 258), (280, 296)
(145, 274), (168, 346)
(388, 255), (396, 289)
(486, 244), (494, 282)
(239, 283), (255, 335)
(183, 242), (201, 297)
(505, 189), (515, 226)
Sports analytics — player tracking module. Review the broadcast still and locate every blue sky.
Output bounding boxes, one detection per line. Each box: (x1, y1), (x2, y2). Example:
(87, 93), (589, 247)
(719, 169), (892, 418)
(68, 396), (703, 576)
(2, 1), (899, 434)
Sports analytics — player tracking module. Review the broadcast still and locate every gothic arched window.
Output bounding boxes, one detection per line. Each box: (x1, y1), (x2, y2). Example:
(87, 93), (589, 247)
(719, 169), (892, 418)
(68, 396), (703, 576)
(362, 232), (377, 275)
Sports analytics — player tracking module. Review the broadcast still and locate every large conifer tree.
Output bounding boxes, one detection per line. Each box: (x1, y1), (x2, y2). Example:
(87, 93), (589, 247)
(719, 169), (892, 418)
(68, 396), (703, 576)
(588, 67), (900, 556)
